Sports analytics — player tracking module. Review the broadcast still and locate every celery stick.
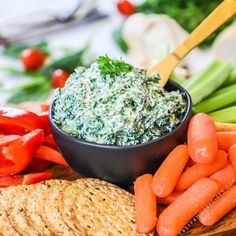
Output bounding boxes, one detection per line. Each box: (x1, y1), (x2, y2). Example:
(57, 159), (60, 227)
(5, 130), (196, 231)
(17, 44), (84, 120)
(209, 106), (236, 123)
(170, 73), (186, 86)
(192, 83), (236, 113)
(223, 68), (236, 87)
(183, 60), (233, 105)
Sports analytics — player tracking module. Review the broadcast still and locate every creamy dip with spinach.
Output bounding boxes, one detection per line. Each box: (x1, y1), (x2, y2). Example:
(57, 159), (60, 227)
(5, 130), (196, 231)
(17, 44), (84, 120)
(53, 56), (186, 146)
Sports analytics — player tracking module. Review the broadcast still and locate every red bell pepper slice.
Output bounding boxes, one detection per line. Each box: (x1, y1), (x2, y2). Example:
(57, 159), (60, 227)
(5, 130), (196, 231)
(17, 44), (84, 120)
(22, 172), (52, 185)
(0, 172), (52, 187)
(43, 134), (58, 150)
(0, 106), (44, 132)
(0, 175), (23, 187)
(35, 145), (69, 166)
(23, 158), (52, 173)
(37, 111), (51, 135)
(0, 135), (20, 147)
(0, 129), (44, 175)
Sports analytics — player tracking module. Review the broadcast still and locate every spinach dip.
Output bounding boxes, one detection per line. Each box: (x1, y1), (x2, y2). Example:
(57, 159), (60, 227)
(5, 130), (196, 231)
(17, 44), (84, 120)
(53, 56), (186, 146)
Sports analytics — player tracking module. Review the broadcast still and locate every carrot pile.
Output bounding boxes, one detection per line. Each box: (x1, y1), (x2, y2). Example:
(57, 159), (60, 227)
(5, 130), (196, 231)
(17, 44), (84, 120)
(134, 113), (236, 236)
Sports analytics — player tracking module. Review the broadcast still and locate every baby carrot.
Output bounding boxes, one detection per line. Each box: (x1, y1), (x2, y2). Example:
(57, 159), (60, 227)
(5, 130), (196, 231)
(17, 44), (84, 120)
(229, 144), (236, 171)
(210, 162), (236, 191)
(158, 191), (183, 205)
(152, 145), (189, 197)
(199, 185), (236, 226)
(217, 132), (236, 151)
(175, 150), (227, 192)
(156, 178), (219, 236)
(134, 174), (157, 234)
(188, 113), (218, 164)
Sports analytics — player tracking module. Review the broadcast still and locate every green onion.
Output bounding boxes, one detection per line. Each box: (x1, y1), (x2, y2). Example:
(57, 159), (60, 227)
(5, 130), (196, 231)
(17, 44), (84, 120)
(209, 105), (236, 123)
(192, 83), (236, 114)
(222, 68), (236, 87)
(183, 60), (233, 105)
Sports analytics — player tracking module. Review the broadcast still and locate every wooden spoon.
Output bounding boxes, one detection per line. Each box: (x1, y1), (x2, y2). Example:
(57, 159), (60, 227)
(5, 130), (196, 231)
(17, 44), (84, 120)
(147, 0), (236, 87)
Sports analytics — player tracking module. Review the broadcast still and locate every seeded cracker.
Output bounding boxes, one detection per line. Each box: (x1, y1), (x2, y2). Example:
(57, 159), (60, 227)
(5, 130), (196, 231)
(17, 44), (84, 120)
(0, 187), (21, 236)
(6, 185), (40, 236)
(41, 179), (77, 235)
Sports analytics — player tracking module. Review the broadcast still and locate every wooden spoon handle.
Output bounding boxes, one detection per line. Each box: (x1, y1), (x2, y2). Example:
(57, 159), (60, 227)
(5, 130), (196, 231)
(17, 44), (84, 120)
(147, 0), (236, 86)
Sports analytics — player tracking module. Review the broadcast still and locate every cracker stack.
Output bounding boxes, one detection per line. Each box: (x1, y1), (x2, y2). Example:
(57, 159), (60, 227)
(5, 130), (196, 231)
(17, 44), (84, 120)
(0, 178), (153, 236)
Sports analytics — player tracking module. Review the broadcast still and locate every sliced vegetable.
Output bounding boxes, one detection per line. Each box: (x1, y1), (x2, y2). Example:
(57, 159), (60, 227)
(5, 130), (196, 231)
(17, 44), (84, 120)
(158, 191), (183, 205)
(223, 68), (236, 87)
(210, 163), (236, 191)
(23, 158), (52, 173)
(152, 145), (189, 197)
(199, 185), (236, 226)
(0, 135), (20, 147)
(20, 48), (46, 71)
(37, 112), (51, 135)
(22, 172), (52, 185)
(217, 132), (236, 151)
(175, 150), (227, 192)
(51, 69), (70, 88)
(0, 129), (44, 175)
(215, 122), (236, 132)
(43, 134), (58, 150)
(192, 83), (236, 113)
(183, 60), (232, 105)
(229, 144), (236, 171)
(0, 106), (43, 131)
(0, 175), (24, 187)
(134, 174), (157, 234)
(188, 113), (218, 164)
(35, 146), (68, 166)
(209, 105), (236, 123)
(0, 172), (52, 187)
(156, 178), (219, 236)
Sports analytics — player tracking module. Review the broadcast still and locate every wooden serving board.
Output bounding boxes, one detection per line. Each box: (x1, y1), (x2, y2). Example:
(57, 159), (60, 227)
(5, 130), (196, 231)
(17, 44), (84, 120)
(48, 165), (236, 236)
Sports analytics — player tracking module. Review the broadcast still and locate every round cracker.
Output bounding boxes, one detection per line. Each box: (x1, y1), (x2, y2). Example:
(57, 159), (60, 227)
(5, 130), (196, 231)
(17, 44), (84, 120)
(40, 180), (76, 235)
(26, 181), (55, 236)
(6, 185), (40, 236)
(63, 178), (139, 236)
(0, 187), (21, 236)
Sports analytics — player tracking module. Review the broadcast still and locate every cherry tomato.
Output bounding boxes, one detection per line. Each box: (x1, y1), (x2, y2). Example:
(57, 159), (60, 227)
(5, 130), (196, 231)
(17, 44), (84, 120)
(51, 69), (70, 88)
(117, 0), (135, 16)
(20, 48), (46, 71)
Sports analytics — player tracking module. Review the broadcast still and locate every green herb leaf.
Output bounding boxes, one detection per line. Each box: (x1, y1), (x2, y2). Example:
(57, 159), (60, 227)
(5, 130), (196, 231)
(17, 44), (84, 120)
(97, 55), (133, 77)
(3, 41), (50, 58)
(40, 43), (93, 78)
(7, 78), (50, 104)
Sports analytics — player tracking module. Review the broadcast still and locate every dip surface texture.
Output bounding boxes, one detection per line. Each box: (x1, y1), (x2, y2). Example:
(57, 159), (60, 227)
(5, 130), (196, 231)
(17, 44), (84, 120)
(53, 58), (186, 146)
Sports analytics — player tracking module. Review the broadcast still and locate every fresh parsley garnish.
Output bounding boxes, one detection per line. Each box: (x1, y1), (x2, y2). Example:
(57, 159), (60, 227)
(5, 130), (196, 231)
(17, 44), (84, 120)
(97, 55), (133, 77)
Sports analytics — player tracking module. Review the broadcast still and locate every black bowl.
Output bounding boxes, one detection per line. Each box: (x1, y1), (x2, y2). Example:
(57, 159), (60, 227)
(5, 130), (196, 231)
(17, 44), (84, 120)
(49, 80), (192, 186)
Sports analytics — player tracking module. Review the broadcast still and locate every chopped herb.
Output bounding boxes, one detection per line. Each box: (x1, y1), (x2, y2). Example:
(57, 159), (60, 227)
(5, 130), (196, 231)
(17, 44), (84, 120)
(97, 55), (133, 77)
(53, 58), (186, 146)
